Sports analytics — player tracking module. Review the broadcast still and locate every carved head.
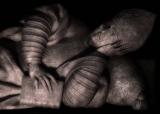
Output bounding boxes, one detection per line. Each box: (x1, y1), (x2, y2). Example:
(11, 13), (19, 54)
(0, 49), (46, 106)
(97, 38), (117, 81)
(89, 9), (156, 56)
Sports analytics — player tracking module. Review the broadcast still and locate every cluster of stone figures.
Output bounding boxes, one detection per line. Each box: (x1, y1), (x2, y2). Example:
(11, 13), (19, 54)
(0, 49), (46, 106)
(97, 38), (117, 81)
(0, 3), (157, 110)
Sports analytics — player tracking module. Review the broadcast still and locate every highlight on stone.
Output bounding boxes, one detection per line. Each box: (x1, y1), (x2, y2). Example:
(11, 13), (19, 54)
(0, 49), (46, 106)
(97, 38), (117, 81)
(0, 3), (157, 110)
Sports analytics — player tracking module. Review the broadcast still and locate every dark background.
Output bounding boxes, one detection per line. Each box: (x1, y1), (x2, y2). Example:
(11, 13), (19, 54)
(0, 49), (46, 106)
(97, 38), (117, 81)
(0, 0), (159, 113)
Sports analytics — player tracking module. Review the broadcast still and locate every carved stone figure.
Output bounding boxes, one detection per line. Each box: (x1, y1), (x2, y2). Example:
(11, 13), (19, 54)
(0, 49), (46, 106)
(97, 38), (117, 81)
(0, 4), (156, 110)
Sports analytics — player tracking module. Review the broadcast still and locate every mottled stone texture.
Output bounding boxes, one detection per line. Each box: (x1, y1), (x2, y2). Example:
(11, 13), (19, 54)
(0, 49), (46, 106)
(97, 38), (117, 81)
(0, 4), (156, 110)
(90, 9), (156, 56)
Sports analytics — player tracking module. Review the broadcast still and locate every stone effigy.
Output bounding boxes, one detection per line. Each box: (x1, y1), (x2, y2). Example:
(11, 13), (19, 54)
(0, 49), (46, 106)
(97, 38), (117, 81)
(0, 3), (156, 110)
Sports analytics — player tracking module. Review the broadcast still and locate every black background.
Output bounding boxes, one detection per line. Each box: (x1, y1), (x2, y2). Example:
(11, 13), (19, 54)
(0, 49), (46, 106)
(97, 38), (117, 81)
(0, 0), (159, 113)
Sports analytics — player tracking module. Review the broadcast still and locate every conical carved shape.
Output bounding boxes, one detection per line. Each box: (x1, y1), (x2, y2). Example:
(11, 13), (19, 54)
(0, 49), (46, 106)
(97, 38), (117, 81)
(90, 9), (156, 56)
